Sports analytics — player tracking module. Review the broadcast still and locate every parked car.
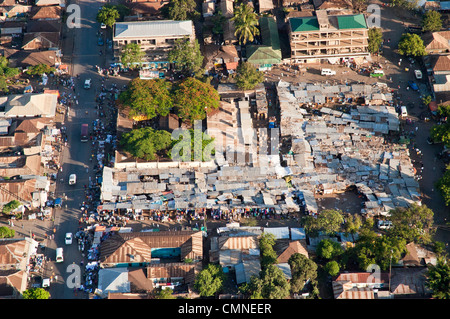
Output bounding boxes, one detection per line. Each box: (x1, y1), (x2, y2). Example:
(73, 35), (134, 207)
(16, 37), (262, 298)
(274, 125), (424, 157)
(100, 23), (106, 29)
(408, 81), (419, 91)
(97, 37), (104, 46)
(415, 70), (423, 79)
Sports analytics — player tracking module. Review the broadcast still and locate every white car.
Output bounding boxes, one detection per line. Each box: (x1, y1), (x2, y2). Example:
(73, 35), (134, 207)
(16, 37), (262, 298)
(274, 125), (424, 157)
(65, 232), (73, 245)
(415, 70), (423, 79)
(69, 174), (76, 185)
(84, 79), (91, 89)
(100, 23), (106, 29)
(42, 278), (50, 288)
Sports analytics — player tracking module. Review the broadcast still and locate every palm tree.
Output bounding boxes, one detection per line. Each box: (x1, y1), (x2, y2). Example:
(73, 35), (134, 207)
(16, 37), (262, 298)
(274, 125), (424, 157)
(231, 3), (260, 45)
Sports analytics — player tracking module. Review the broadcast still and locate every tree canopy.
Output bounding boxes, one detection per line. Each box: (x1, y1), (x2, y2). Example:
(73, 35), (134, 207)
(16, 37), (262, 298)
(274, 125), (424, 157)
(436, 167), (450, 206)
(120, 127), (172, 161)
(0, 226), (15, 239)
(235, 62), (264, 90)
(422, 10), (442, 32)
(168, 38), (204, 76)
(173, 77), (220, 123)
(387, 204), (435, 245)
(302, 209), (345, 237)
(2, 200), (21, 214)
(398, 33), (427, 56)
(194, 263), (224, 297)
(96, 6), (120, 27)
(347, 229), (406, 271)
(152, 287), (175, 299)
(161, 0), (200, 21)
(22, 288), (50, 299)
(430, 123), (450, 147)
(120, 43), (145, 69)
(0, 56), (20, 92)
(169, 129), (215, 162)
(288, 253), (318, 294)
(426, 257), (450, 299)
(242, 265), (291, 299)
(368, 27), (383, 54)
(316, 239), (344, 260)
(231, 3), (260, 45)
(259, 233), (278, 269)
(119, 78), (173, 120)
(26, 64), (55, 76)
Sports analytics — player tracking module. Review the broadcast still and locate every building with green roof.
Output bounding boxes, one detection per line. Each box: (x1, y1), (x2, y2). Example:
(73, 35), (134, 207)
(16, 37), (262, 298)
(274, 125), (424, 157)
(288, 11), (369, 63)
(246, 16), (282, 70)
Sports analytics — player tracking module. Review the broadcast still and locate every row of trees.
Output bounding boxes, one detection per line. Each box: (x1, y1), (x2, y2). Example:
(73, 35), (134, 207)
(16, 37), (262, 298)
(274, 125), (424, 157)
(119, 77), (220, 124)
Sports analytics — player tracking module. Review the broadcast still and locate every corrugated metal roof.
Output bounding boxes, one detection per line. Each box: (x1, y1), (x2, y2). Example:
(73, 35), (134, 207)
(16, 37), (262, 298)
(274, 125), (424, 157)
(337, 14), (367, 30)
(289, 16), (320, 32)
(114, 20), (193, 38)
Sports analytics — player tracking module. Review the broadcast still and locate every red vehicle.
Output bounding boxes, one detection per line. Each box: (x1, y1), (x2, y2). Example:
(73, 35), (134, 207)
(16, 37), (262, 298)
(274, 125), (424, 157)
(81, 124), (88, 142)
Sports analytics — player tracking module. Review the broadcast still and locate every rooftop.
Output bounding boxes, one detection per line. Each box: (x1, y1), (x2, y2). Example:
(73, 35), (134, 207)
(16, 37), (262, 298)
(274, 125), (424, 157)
(114, 20), (193, 39)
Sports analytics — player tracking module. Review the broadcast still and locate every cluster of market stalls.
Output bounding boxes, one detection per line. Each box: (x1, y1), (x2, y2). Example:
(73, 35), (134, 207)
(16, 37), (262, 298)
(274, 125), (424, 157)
(97, 163), (302, 224)
(276, 80), (421, 216)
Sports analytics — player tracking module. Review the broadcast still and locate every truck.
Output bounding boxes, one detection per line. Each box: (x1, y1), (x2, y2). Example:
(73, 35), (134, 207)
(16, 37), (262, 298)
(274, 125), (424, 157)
(81, 124), (88, 142)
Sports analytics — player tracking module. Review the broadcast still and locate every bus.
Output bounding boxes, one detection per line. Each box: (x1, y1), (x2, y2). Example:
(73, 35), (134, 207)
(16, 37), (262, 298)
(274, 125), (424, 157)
(81, 124), (88, 142)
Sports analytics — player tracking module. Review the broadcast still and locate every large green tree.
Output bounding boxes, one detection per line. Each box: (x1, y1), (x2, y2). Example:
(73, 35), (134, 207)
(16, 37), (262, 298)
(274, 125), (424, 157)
(0, 56), (20, 92)
(168, 38), (204, 76)
(2, 200), (21, 214)
(0, 226), (15, 238)
(288, 253), (318, 294)
(436, 167), (450, 206)
(430, 123), (450, 147)
(119, 78), (173, 120)
(259, 233), (278, 270)
(26, 64), (55, 76)
(173, 78), (220, 123)
(235, 62), (264, 90)
(349, 230), (406, 271)
(96, 6), (120, 27)
(22, 288), (50, 299)
(398, 33), (427, 56)
(426, 257), (450, 299)
(387, 204), (435, 245)
(120, 127), (172, 161)
(194, 263), (224, 297)
(316, 239), (344, 260)
(161, 0), (200, 21)
(368, 27), (383, 54)
(302, 209), (344, 237)
(152, 287), (175, 299)
(243, 265), (290, 299)
(169, 129), (215, 162)
(120, 43), (145, 69)
(422, 10), (442, 32)
(231, 3), (260, 45)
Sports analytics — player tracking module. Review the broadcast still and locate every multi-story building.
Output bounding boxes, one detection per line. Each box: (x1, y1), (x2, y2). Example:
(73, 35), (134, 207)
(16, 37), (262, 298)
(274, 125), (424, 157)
(288, 10), (369, 63)
(112, 20), (195, 69)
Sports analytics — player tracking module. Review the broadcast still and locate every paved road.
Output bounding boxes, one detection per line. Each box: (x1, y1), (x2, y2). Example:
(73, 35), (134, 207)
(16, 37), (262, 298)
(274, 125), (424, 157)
(46, 0), (108, 299)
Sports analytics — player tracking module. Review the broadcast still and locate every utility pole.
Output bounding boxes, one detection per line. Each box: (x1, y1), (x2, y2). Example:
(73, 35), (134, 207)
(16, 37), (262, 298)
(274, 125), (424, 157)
(388, 249), (393, 295)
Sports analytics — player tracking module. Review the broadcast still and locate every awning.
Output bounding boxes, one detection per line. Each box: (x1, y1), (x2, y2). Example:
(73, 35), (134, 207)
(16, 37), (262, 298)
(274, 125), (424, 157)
(225, 62), (239, 70)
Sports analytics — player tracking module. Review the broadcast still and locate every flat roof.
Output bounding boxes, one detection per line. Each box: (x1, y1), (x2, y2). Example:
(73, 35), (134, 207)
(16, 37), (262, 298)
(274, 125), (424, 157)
(114, 20), (193, 39)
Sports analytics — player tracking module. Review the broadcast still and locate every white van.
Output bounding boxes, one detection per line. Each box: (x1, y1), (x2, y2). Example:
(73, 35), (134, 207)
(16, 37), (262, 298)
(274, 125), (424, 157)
(401, 106), (408, 117)
(56, 247), (64, 263)
(69, 174), (76, 185)
(321, 68), (336, 76)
